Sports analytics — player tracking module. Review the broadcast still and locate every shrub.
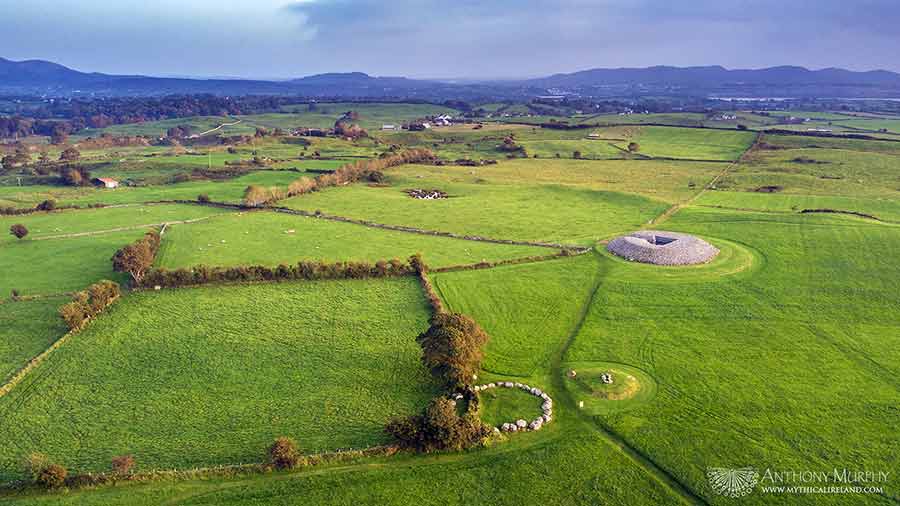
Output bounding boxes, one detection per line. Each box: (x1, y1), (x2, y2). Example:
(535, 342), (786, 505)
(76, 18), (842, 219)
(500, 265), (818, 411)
(416, 313), (489, 388)
(268, 437), (300, 470)
(110, 455), (135, 475)
(59, 280), (121, 330)
(197, 194), (211, 203)
(627, 142), (640, 153)
(35, 199), (57, 211)
(24, 453), (67, 488)
(386, 397), (490, 453)
(37, 464), (68, 488)
(9, 223), (28, 239)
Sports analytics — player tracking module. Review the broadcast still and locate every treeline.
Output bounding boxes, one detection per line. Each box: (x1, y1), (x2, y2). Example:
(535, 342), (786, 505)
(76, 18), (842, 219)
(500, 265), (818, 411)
(58, 280), (121, 331)
(1, 199), (106, 216)
(242, 148), (436, 207)
(137, 257), (414, 289)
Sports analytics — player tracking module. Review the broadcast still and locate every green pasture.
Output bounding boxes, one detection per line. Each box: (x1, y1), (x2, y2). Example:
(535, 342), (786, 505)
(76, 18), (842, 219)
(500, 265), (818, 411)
(0, 297), (68, 383)
(621, 126), (756, 160)
(567, 207), (900, 504)
(433, 255), (602, 376)
(156, 211), (553, 269)
(283, 171), (668, 245)
(0, 278), (439, 480)
(0, 204), (231, 244)
(0, 230), (140, 296)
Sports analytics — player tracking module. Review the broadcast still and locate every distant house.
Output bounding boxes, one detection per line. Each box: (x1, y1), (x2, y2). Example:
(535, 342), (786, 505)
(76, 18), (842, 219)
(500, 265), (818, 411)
(381, 124), (397, 131)
(433, 114), (453, 126)
(94, 177), (119, 189)
(587, 132), (601, 138)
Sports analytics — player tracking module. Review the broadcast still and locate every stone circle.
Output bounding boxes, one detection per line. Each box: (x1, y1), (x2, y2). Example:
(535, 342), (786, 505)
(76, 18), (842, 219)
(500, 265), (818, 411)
(606, 230), (719, 265)
(476, 381), (553, 434)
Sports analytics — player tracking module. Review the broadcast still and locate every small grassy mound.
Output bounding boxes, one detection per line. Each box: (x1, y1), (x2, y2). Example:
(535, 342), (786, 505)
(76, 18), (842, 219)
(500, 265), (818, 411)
(564, 362), (657, 415)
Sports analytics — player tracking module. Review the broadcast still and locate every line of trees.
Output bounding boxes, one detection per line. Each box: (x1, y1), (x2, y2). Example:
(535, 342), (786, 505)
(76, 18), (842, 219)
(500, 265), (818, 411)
(241, 148), (436, 207)
(111, 230), (162, 284)
(138, 257), (414, 289)
(58, 280), (121, 331)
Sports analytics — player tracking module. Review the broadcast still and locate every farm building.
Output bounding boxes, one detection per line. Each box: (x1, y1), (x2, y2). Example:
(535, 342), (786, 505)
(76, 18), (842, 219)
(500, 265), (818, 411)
(381, 124), (397, 130)
(93, 177), (119, 189)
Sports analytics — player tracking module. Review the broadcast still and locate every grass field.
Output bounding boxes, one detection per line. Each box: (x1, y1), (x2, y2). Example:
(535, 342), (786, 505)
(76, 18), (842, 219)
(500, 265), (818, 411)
(156, 211), (554, 269)
(0, 204), (231, 244)
(434, 255), (602, 376)
(621, 126), (757, 161)
(0, 230), (141, 296)
(0, 171), (300, 209)
(283, 173), (668, 246)
(0, 298), (68, 383)
(567, 208), (900, 504)
(0, 278), (439, 480)
(1, 110), (898, 505)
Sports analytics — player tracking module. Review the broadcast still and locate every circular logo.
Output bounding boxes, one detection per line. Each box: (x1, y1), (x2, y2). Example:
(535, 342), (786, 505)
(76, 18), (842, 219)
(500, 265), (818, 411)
(707, 467), (759, 498)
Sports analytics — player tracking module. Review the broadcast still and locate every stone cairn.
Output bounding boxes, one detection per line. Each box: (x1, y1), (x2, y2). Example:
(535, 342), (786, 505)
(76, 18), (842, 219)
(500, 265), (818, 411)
(473, 382), (552, 433)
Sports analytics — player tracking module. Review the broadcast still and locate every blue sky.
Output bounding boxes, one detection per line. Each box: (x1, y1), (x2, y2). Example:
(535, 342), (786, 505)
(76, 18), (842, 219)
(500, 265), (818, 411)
(1, 0), (898, 78)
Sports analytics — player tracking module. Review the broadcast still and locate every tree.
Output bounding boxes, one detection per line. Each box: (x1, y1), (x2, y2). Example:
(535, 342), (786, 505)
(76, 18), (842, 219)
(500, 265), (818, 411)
(572, 150), (582, 159)
(627, 142), (640, 153)
(110, 455), (135, 475)
(386, 397), (490, 453)
(9, 224), (28, 240)
(416, 313), (489, 388)
(268, 437), (300, 470)
(111, 231), (160, 283)
(59, 147), (80, 162)
(61, 165), (90, 186)
(23, 453), (67, 488)
(242, 185), (270, 207)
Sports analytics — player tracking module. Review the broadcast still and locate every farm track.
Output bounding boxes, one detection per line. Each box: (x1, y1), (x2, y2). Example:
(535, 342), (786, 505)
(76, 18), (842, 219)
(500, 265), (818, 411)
(549, 253), (707, 506)
(29, 215), (223, 241)
(649, 132), (761, 227)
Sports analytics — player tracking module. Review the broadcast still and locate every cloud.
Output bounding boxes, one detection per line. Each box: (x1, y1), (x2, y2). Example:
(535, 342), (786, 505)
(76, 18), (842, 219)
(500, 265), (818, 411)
(0, 0), (897, 77)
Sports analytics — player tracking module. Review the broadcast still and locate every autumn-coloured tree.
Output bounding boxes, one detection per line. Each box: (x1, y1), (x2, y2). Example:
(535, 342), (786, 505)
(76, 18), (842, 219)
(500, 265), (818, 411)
(111, 230), (160, 283)
(416, 313), (489, 388)
(59, 147), (80, 162)
(9, 224), (28, 239)
(268, 437), (300, 470)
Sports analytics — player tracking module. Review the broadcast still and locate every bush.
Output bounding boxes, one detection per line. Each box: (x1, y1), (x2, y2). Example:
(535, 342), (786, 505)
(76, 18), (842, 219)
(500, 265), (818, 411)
(110, 455), (135, 475)
(386, 397), (490, 453)
(9, 223), (28, 239)
(59, 280), (121, 330)
(24, 453), (67, 488)
(38, 464), (68, 488)
(627, 142), (640, 153)
(416, 313), (489, 388)
(35, 199), (57, 211)
(268, 437), (300, 470)
(197, 194), (211, 203)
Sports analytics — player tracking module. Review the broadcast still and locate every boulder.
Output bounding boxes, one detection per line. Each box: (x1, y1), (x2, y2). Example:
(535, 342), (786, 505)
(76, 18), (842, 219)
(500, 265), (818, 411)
(516, 419), (527, 429)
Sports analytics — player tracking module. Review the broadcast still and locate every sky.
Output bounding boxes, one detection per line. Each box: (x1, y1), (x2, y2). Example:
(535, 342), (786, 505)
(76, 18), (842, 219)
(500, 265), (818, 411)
(1, 0), (899, 79)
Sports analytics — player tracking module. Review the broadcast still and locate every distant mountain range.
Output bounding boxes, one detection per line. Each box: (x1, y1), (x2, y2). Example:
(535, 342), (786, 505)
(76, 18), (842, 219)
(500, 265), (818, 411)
(2, 57), (899, 99)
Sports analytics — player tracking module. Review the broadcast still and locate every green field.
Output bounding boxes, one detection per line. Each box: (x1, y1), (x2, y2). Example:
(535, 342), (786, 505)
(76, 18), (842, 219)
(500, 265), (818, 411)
(0, 230), (141, 296)
(283, 170), (669, 246)
(0, 204), (231, 243)
(156, 211), (554, 269)
(0, 298), (68, 383)
(1, 113), (897, 505)
(0, 278), (439, 480)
